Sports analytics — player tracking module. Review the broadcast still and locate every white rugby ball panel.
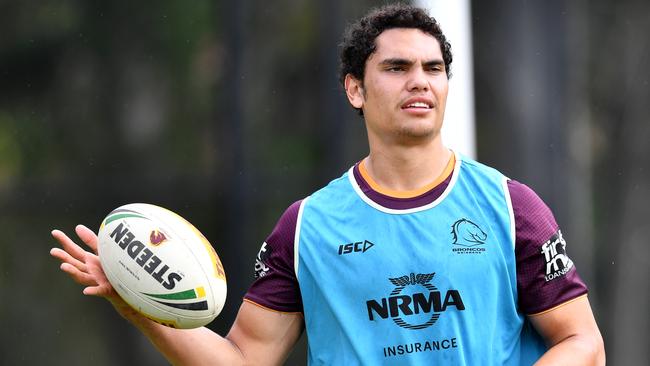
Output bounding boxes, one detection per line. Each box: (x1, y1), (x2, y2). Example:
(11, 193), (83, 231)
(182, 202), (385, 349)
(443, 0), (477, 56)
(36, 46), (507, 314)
(97, 203), (227, 329)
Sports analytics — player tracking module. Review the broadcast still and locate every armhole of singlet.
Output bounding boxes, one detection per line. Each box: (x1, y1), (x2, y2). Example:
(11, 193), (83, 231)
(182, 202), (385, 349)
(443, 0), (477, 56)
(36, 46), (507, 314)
(294, 197), (309, 278)
(502, 177), (516, 250)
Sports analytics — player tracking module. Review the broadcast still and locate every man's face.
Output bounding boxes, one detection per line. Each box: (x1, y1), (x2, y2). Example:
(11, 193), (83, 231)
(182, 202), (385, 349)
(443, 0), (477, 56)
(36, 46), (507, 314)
(345, 28), (449, 146)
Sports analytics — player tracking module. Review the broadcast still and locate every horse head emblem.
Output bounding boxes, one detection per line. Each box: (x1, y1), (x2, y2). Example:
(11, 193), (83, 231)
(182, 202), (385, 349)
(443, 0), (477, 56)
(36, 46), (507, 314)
(150, 229), (167, 246)
(451, 218), (487, 246)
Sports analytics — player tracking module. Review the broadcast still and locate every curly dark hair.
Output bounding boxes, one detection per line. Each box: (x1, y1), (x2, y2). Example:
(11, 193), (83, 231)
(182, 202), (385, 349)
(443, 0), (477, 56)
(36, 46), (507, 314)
(339, 3), (453, 87)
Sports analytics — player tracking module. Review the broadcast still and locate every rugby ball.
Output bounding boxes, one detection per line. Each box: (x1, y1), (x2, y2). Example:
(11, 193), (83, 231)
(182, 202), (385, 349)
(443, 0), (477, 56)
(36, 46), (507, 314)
(97, 203), (227, 329)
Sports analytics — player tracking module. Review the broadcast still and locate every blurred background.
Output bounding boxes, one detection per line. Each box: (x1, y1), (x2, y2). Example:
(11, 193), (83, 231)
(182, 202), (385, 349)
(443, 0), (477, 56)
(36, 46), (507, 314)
(1, 0), (648, 365)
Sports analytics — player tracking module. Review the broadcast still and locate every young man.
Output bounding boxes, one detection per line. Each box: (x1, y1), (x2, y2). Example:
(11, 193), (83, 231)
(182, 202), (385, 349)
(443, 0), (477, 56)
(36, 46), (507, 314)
(51, 4), (605, 365)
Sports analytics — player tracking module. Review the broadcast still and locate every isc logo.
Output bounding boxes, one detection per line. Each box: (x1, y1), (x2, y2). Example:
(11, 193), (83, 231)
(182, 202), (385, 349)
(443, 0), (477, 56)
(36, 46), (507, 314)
(338, 240), (374, 255)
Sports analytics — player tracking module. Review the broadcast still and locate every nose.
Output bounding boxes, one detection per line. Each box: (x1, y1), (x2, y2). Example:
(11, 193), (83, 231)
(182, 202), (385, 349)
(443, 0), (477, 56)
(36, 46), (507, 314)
(406, 66), (429, 92)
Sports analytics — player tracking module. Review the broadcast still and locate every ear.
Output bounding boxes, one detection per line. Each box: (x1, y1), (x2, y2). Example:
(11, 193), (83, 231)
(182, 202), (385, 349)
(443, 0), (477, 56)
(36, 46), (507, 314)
(344, 74), (365, 109)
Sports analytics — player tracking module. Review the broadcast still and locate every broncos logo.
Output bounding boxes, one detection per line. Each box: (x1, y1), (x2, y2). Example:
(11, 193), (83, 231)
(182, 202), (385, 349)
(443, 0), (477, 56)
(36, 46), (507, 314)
(451, 218), (487, 246)
(150, 229), (168, 246)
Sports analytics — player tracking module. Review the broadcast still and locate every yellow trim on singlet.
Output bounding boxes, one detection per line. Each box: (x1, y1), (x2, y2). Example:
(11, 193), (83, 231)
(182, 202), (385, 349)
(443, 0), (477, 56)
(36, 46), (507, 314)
(358, 153), (455, 199)
(242, 298), (304, 315)
(528, 293), (589, 316)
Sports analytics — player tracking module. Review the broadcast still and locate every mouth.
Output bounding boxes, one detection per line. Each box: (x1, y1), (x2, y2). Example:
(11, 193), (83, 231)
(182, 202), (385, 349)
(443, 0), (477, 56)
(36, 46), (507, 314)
(401, 98), (434, 110)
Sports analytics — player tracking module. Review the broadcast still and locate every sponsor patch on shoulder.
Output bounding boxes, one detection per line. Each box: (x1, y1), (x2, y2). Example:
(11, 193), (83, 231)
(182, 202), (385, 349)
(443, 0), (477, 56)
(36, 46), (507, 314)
(541, 230), (574, 282)
(254, 242), (272, 278)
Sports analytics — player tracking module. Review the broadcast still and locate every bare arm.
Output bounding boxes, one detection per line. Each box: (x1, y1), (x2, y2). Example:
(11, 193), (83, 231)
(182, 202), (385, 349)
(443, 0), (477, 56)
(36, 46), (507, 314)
(130, 301), (303, 366)
(530, 296), (605, 366)
(50, 225), (303, 366)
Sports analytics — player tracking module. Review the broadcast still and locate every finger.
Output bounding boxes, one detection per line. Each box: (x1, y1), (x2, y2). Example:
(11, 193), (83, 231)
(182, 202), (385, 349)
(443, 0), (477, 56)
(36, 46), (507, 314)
(75, 225), (99, 254)
(51, 229), (89, 263)
(60, 262), (97, 287)
(83, 286), (111, 297)
(50, 247), (88, 273)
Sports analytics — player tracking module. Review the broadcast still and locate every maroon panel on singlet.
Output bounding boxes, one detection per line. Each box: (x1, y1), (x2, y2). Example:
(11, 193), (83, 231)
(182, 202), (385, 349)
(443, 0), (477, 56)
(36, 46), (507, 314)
(243, 162), (588, 315)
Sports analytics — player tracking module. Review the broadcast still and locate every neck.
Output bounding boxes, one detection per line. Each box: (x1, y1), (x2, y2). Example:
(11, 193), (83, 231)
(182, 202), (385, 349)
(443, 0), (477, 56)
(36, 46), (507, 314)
(364, 137), (452, 192)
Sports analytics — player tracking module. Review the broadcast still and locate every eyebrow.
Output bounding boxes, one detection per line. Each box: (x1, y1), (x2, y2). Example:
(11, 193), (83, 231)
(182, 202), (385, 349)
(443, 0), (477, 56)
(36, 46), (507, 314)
(379, 58), (445, 68)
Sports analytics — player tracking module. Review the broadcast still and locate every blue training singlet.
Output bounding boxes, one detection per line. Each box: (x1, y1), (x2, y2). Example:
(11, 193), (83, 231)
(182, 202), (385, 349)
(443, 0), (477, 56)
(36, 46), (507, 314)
(295, 154), (547, 365)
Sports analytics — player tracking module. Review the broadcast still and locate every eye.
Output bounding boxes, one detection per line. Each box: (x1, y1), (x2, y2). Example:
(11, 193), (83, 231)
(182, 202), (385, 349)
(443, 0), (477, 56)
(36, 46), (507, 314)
(386, 66), (405, 72)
